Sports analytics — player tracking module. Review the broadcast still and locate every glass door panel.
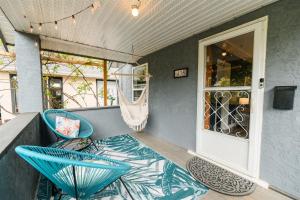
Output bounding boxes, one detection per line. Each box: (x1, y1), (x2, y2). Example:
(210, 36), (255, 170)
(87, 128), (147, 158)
(204, 31), (254, 140)
(205, 32), (254, 88)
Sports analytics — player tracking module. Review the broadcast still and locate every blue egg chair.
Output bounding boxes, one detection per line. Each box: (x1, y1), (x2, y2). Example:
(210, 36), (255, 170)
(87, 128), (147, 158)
(42, 109), (99, 150)
(15, 145), (131, 199)
(42, 109), (93, 140)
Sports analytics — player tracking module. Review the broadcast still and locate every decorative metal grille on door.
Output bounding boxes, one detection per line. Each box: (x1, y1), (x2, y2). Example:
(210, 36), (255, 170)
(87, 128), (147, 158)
(204, 90), (250, 139)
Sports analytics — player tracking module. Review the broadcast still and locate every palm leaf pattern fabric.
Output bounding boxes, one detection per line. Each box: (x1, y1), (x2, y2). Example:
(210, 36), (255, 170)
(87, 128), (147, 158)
(38, 134), (208, 199)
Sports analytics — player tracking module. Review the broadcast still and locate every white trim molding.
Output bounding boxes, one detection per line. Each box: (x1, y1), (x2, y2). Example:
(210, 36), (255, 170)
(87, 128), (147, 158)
(196, 16), (268, 178)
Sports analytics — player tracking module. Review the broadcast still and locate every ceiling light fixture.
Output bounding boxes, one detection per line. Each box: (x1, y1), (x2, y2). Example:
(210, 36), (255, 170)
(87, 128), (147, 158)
(131, 0), (141, 17)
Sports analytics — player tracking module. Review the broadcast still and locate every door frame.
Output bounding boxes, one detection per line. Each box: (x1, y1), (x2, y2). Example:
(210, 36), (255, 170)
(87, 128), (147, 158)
(196, 17), (268, 178)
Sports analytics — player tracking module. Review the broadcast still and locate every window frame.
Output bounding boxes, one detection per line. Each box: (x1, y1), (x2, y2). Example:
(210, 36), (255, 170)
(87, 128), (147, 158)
(96, 78), (118, 107)
(43, 76), (64, 109)
(9, 74), (18, 114)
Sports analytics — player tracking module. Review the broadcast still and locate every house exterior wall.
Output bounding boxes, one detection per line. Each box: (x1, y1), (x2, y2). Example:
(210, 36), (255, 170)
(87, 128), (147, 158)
(0, 72), (15, 123)
(139, 0), (300, 197)
(0, 71), (122, 123)
(62, 77), (98, 108)
(0, 73), (100, 123)
(0, 59), (122, 123)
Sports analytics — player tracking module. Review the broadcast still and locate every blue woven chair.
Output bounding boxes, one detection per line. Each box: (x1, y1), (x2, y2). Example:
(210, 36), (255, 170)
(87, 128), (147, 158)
(15, 145), (131, 199)
(42, 109), (93, 140)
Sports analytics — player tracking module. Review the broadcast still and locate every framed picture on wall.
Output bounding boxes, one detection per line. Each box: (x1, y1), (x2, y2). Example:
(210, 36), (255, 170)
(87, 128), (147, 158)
(174, 68), (188, 78)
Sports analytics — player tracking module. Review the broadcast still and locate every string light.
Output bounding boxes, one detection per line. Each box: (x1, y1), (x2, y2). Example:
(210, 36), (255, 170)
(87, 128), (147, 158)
(30, 25), (33, 33)
(35, 41), (38, 47)
(54, 21), (58, 30)
(27, 1), (147, 33)
(91, 4), (95, 14)
(72, 15), (76, 24)
(38, 23), (42, 31)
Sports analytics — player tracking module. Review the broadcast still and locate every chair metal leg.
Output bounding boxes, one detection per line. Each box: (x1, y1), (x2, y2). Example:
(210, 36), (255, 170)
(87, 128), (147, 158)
(51, 182), (63, 200)
(119, 177), (134, 200)
(57, 193), (63, 200)
(90, 137), (99, 151)
(72, 166), (79, 200)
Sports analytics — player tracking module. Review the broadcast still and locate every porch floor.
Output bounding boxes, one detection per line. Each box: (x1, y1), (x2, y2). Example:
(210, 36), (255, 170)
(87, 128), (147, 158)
(132, 132), (292, 200)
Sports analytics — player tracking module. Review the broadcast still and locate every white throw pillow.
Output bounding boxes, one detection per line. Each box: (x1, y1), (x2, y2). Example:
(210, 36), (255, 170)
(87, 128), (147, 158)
(55, 116), (80, 138)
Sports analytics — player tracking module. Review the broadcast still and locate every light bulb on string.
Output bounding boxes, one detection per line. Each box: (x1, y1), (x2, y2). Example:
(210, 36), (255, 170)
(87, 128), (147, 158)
(54, 21), (58, 30)
(38, 23), (42, 31)
(72, 15), (76, 24)
(91, 4), (95, 14)
(34, 41), (38, 47)
(131, 5), (139, 17)
(30, 25), (33, 33)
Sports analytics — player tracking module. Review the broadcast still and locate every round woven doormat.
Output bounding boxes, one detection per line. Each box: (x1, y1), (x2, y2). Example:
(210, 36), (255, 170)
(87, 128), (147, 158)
(186, 157), (256, 196)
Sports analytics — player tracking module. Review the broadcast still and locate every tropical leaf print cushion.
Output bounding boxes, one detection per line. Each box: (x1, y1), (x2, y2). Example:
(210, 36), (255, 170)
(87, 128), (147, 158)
(55, 116), (80, 138)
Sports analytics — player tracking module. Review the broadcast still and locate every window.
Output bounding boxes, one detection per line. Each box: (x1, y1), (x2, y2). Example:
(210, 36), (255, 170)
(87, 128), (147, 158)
(9, 74), (18, 113)
(40, 51), (133, 109)
(43, 77), (63, 109)
(97, 79), (118, 106)
(132, 64), (148, 101)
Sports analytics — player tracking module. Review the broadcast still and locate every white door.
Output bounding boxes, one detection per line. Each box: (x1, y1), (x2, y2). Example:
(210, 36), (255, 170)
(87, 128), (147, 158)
(196, 17), (268, 177)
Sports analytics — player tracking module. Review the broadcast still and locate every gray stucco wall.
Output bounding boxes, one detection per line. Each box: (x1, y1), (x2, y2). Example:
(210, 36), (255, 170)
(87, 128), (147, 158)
(15, 32), (43, 113)
(73, 107), (132, 139)
(0, 113), (42, 200)
(139, 0), (300, 197)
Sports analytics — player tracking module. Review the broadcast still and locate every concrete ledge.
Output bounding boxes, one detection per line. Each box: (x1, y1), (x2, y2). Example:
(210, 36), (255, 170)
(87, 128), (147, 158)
(65, 105), (120, 112)
(0, 112), (42, 200)
(72, 107), (132, 139)
(0, 112), (39, 158)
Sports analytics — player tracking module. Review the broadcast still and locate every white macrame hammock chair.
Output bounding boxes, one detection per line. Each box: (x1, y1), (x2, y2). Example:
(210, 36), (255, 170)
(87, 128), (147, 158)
(116, 77), (149, 132)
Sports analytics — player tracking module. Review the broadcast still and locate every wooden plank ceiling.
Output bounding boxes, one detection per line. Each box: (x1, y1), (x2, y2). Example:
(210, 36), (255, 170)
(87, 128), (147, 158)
(0, 0), (277, 63)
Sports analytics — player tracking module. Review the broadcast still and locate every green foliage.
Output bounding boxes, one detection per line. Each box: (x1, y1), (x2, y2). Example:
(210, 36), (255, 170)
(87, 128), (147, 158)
(51, 64), (61, 73)
(108, 94), (116, 106)
(76, 82), (92, 94)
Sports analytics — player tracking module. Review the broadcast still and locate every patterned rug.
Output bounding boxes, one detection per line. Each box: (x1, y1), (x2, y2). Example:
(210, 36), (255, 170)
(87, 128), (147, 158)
(37, 134), (208, 199)
(186, 157), (256, 196)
